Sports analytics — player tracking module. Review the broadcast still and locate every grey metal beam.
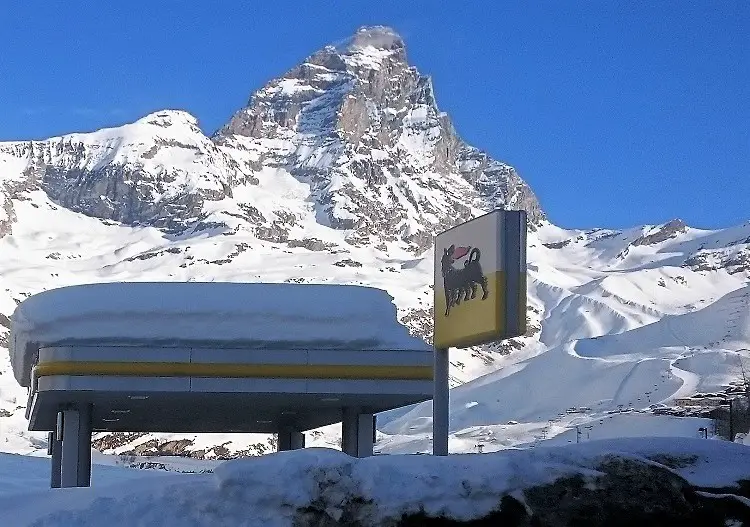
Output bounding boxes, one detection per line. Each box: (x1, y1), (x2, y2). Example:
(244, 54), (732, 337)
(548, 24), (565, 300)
(278, 432), (289, 451)
(60, 409), (79, 488)
(357, 413), (374, 457)
(433, 347), (449, 456)
(278, 430), (305, 451)
(341, 408), (374, 458)
(341, 407), (358, 456)
(290, 431), (305, 450)
(49, 430), (61, 489)
(77, 404), (92, 487)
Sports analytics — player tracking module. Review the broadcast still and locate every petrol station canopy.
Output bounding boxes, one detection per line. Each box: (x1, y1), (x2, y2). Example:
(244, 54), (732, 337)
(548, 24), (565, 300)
(9, 282), (433, 433)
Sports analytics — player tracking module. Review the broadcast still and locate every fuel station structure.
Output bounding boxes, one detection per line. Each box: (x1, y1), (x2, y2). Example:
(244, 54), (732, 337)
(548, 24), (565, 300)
(8, 209), (527, 488)
(432, 210), (527, 455)
(9, 282), (433, 488)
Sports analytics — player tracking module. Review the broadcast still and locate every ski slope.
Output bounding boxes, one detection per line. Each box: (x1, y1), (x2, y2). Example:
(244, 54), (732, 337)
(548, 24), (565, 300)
(0, 184), (748, 457)
(380, 284), (750, 452)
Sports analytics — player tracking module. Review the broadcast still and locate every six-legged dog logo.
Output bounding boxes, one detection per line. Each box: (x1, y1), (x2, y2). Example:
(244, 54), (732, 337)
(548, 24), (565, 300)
(441, 244), (489, 316)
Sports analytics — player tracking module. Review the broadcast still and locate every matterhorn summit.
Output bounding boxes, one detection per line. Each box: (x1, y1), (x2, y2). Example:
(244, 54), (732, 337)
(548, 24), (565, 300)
(215, 25), (544, 251)
(0, 26), (543, 254)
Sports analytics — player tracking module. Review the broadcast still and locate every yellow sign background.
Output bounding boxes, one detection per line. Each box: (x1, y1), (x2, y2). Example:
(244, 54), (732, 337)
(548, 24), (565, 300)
(433, 210), (527, 349)
(434, 270), (505, 349)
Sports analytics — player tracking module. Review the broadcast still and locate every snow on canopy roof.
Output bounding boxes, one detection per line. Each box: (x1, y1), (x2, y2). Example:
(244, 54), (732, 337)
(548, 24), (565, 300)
(9, 282), (431, 387)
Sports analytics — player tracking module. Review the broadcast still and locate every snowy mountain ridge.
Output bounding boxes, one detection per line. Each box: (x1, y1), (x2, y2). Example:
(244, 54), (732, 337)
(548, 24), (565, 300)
(0, 26), (749, 458)
(0, 26), (542, 254)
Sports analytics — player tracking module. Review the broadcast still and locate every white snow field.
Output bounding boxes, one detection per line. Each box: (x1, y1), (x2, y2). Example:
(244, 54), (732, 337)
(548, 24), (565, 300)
(0, 188), (749, 458)
(1, 438), (750, 526)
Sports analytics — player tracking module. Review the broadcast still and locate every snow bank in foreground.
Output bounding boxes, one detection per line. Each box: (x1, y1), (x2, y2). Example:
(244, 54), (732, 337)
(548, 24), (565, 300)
(9, 282), (430, 386)
(2, 438), (749, 526)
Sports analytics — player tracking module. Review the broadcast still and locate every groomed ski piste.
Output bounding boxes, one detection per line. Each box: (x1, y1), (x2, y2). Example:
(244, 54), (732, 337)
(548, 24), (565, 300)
(378, 283), (750, 453)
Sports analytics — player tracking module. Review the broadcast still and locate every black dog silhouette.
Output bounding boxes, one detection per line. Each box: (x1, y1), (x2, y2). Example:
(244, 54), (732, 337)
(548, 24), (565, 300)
(441, 244), (489, 316)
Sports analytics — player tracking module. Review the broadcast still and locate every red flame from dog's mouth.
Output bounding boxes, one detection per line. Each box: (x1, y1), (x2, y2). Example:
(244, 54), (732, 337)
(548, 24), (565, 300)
(453, 246), (471, 260)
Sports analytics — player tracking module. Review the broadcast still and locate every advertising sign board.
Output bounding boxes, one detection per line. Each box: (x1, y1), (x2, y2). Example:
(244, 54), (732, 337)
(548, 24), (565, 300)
(434, 210), (527, 349)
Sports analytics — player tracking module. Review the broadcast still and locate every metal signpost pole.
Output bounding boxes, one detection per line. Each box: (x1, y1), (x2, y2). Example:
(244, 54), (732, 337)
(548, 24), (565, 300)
(433, 347), (450, 456)
(432, 210), (527, 457)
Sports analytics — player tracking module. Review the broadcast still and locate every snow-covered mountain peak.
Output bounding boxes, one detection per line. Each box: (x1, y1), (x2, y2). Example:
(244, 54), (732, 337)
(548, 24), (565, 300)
(214, 26), (543, 252)
(0, 26), (544, 253)
(332, 25), (407, 71)
(57, 110), (207, 155)
(343, 25), (405, 51)
(134, 109), (202, 131)
(0, 108), (236, 234)
(632, 218), (688, 246)
(42, 109), (204, 147)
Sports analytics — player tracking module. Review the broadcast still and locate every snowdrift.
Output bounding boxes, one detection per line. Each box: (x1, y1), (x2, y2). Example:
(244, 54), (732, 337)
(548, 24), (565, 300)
(2, 439), (750, 526)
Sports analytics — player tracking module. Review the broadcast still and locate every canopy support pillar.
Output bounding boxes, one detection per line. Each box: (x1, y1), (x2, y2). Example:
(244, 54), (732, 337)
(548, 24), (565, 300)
(60, 405), (92, 488)
(278, 430), (305, 451)
(49, 428), (62, 489)
(342, 407), (373, 457)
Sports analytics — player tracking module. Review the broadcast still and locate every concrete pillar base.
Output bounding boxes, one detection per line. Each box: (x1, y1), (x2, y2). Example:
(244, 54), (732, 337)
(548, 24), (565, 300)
(278, 430), (305, 451)
(60, 405), (92, 488)
(356, 413), (374, 457)
(341, 407), (374, 458)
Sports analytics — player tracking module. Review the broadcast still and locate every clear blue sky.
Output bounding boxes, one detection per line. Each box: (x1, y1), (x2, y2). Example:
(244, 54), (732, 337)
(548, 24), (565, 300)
(1, 1), (747, 229)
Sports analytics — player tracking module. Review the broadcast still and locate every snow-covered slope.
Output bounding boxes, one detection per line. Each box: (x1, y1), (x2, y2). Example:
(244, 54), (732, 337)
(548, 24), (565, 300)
(0, 26), (748, 458)
(380, 285), (750, 449)
(3, 439), (750, 526)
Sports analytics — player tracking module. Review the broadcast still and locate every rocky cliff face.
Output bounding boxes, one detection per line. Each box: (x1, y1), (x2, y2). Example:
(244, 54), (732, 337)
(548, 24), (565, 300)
(0, 111), (240, 234)
(0, 26), (543, 254)
(215, 26), (543, 252)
